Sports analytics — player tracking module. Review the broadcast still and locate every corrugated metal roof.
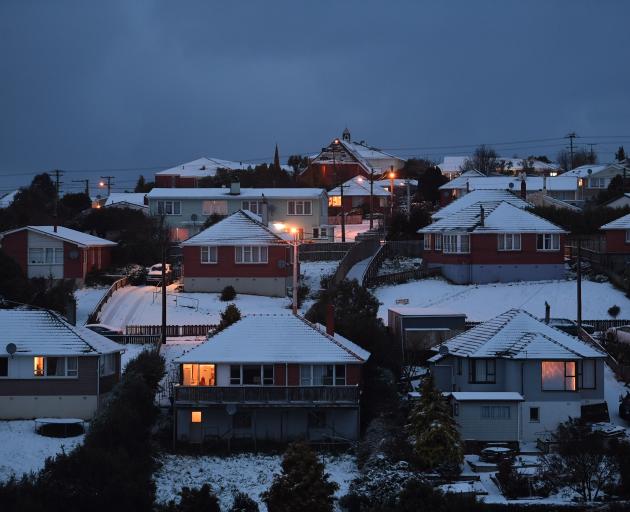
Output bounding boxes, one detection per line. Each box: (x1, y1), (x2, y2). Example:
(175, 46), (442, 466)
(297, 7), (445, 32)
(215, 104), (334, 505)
(147, 187), (325, 200)
(0, 226), (116, 247)
(433, 189), (531, 220)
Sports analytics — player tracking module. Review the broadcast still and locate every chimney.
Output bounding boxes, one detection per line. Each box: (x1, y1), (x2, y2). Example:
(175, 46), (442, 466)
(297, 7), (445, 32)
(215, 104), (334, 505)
(54, 223), (58, 233)
(479, 205), (485, 227)
(520, 175), (527, 200)
(466, 179), (470, 193)
(326, 303), (335, 336)
(543, 173), (548, 195)
(230, 181), (241, 195)
(544, 301), (550, 324)
(260, 195), (269, 226)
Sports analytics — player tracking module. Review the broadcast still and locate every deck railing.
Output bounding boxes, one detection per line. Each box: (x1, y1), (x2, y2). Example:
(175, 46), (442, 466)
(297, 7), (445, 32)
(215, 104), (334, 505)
(174, 385), (360, 404)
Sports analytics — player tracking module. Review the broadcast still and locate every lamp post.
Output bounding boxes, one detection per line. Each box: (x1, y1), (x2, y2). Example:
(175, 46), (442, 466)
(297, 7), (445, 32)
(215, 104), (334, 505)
(388, 167), (396, 220)
(289, 228), (300, 315)
(332, 139), (346, 242)
(369, 168), (375, 230)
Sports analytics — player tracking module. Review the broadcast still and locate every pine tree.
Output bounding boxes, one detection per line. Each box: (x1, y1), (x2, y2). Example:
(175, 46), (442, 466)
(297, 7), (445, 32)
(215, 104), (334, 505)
(216, 303), (241, 332)
(408, 374), (463, 475)
(135, 175), (146, 192)
(616, 146), (626, 162)
(262, 442), (338, 512)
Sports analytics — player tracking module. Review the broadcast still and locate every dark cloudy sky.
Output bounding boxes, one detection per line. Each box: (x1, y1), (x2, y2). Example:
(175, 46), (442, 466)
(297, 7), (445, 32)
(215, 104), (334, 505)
(1, 0), (629, 194)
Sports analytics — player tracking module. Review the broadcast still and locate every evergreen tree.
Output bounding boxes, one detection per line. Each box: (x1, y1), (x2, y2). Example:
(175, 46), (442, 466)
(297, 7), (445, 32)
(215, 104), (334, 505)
(262, 442), (338, 512)
(216, 303), (241, 332)
(273, 144), (281, 172)
(230, 491), (259, 512)
(175, 484), (220, 512)
(134, 175), (155, 193)
(616, 146), (626, 162)
(408, 375), (463, 475)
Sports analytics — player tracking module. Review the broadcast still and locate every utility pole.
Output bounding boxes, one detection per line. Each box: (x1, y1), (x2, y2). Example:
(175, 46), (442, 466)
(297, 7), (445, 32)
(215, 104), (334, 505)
(405, 178), (411, 221)
(73, 179), (89, 196)
(369, 168), (375, 230)
(566, 132), (577, 170)
(586, 143), (597, 162)
(159, 217), (168, 348)
(576, 239), (582, 330)
(291, 231), (299, 315)
(52, 169), (63, 227)
(100, 176), (114, 196)
(389, 166), (395, 221)
(332, 139), (346, 242)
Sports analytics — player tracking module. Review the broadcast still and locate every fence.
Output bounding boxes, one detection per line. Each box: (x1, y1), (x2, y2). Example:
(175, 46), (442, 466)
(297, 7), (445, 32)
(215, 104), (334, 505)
(106, 334), (161, 345)
(366, 268), (439, 288)
(125, 324), (216, 337)
(330, 239), (380, 286)
(362, 240), (424, 288)
(463, 319), (630, 332)
(86, 276), (130, 324)
(299, 242), (354, 261)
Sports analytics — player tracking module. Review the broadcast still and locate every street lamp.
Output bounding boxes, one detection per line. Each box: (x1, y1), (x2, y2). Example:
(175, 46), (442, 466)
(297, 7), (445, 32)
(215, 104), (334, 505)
(388, 168), (396, 219)
(289, 227), (300, 315)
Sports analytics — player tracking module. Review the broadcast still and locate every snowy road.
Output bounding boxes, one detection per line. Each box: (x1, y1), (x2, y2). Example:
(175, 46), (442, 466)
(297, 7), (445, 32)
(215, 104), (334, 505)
(346, 257), (372, 283)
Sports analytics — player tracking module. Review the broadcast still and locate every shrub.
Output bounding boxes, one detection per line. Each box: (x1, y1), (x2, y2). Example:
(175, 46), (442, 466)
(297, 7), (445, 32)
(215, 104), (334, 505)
(496, 457), (530, 499)
(609, 305), (621, 318)
(221, 285), (237, 301)
(175, 484), (220, 512)
(230, 491), (259, 512)
(215, 303), (242, 333)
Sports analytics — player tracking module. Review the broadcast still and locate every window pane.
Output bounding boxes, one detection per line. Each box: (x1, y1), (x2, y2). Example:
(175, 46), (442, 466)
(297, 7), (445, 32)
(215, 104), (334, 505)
(312, 365), (326, 385)
(514, 234), (521, 250)
(263, 365), (274, 385)
(300, 365), (312, 386)
(242, 365), (260, 385)
(29, 248), (44, 264)
(580, 360), (595, 389)
(542, 361), (565, 390)
(191, 411), (202, 423)
(288, 201), (295, 215)
(304, 201), (312, 215)
(0, 357), (8, 376)
(235, 247), (242, 263)
(67, 357), (78, 376)
(322, 365), (334, 386)
(199, 364), (215, 386)
(47, 357), (65, 376)
(173, 202), (181, 215)
(335, 364), (346, 385)
(260, 246), (268, 262)
(230, 365), (241, 385)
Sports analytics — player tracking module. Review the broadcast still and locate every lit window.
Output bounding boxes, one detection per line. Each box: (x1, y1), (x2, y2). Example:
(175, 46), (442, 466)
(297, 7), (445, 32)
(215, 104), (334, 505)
(542, 361), (576, 391)
(182, 364), (215, 386)
(328, 196), (342, 207)
(34, 357), (44, 376)
(200, 246), (218, 264)
(191, 411), (202, 423)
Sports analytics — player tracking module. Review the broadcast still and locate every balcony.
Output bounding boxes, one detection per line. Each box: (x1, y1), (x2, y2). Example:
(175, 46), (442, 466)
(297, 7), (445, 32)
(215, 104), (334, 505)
(174, 385), (360, 405)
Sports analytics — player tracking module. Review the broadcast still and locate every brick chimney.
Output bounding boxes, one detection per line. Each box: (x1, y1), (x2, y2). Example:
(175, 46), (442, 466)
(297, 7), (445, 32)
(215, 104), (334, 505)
(545, 301), (551, 324)
(326, 303), (335, 336)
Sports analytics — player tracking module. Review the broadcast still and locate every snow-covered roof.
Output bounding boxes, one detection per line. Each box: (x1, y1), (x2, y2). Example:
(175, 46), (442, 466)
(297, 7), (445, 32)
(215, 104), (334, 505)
(181, 210), (290, 246)
(438, 156), (469, 174)
(375, 178), (418, 188)
(561, 164), (608, 178)
(156, 157), (249, 178)
(0, 226), (117, 247)
(449, 392), (524, 401)
(341, 140), (402, 163)
(432, 189), (531, 220)
(431, 309), (605, 361)
(328, 176), (390, 197)
(0, 309), (123, 356)
(388, 306), (465, 317)
(104, 193), (147, 207)
(147, 187), (325, 200)
(600, 212), (630, 230)
(439, 170), (485, 190)
(176, 314), (370, 364)
(440, 175), (578, 192)
(420, 201), (566, 234)
(0, 190), (19, 209)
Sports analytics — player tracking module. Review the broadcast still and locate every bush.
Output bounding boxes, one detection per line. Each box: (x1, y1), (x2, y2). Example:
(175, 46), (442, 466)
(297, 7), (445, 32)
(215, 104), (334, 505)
(174, 484), (220, 512)
(221, 285), (237, 301)
(496, 457), (530, 499)
(609, 305), (621, 318)
(215, 303), (242, 333)
(230, 491), (259, 512)
(125, 264), (147, 285)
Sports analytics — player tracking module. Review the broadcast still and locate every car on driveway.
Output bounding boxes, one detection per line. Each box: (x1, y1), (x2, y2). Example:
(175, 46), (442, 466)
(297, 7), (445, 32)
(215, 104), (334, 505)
(606, 325), (630, 345)
(146, 263), (173, 285)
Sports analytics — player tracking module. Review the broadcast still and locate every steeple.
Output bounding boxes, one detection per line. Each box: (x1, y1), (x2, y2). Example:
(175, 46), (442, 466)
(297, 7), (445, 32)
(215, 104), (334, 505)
(342, 127), (351, 142)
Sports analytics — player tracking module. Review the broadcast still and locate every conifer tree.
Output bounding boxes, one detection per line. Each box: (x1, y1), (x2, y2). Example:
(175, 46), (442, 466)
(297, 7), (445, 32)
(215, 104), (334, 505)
(216, 303), (241, 332)
(262, 442), (338, 512)
(616, 146), (626, 162)
(408, 374), (463, 475)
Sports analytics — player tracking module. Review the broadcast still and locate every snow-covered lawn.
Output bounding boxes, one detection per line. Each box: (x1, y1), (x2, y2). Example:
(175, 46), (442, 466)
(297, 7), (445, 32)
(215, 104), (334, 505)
(74, 286), (108, 325)
(0, 420), (84, 482)
(335, 220), (374, 242)
(154, 452), (357, 511)
(376, 277), (630, 323)
(300, 260), (339, 294)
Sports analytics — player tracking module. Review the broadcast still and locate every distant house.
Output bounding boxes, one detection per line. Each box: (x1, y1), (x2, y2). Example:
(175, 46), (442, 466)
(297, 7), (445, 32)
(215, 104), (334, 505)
(0, 190), (19, 209)
(600, 212), (630, 272)
(181, 210), (294, 297)
(429, 309), (607, 442)
(327, 176), (390, 221)
(172, 314), (370, 444)
(155, 157), (250, 188)
(0, 309), (123, 419)
(0, 226), (117, 283)
(437, 157), (559, 182)
(299, 129), (405, 188)
(605, 193), (630, 209)
(419, 201), (566, 284)
(146, 184), (332, 241)
(102, 192), (148, 213)
(561, 163), (625, 200)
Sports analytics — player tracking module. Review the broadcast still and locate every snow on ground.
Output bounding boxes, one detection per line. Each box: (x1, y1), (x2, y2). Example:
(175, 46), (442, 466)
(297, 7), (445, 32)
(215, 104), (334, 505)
(74, 286), (108, 325)
(376, 277), (630, 323)
(346, 257), (372, 282)
(377, 257), (422, 276)
(154, 452), (357, 511)
(335, 220), (374, 242)
(300, 260), (339, 295)
(96, 285), (300, 329)
(605, 364), (630, 428)
(0, 420), (84, 482)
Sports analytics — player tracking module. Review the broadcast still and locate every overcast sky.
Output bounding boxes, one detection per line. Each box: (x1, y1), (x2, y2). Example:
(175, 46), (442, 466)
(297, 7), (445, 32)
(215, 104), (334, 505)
(1, 0), (629, 194)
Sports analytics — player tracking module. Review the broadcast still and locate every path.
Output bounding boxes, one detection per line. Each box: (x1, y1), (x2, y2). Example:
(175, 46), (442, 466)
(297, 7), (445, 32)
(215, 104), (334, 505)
(99, 285), (158, 329)
(345, 257), (373, 283)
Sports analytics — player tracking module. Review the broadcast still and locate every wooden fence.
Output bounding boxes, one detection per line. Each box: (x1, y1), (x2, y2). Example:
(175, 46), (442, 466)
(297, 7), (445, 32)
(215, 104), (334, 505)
(86, 276), (130, 324)
(362, 240), (424, 288)
(299, 242), (354, 261)
(106, 334), (161, 345)
(125, 324), (216, 337)
(330, 239), (380, 287)
(366, 268), (439, 288)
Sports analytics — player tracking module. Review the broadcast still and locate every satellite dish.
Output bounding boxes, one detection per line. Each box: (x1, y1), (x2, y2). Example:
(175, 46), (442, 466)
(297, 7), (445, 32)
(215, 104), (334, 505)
(587, 169), (593, 175)
(508, 182), (514, 189)
(438, 345), (449, 356)
(226, 404), (237, 416)
(5, 343), (16, 356)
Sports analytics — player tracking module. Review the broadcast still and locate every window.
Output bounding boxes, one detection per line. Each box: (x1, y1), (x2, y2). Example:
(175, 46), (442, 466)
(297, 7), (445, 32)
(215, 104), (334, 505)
(626, 230), (630, 243)
(469, 359), (496, 383)
(0, 357), (7, 377)
(541, 361), (576, 391)
(481, 406), (511, 419)
(233, 412), (252, 429)
(424, 234), (431, 250)
(229, 365), (273, 386)
(99, 354), (116, 376)
(200, 246), (218, 264)
(157, 200), (181, 215)
(230, 365), (241, 385)
(536, 233), (560, 251)
(182, 364), (216, 386)
(288, 200), (312, 215)
(202, 200), (228, 215)
(328, 196), (341, 207)
(29, 247), (63, 265)
(457, 358), (462, 376)
(578, 359), (596, 390)
(33, 356), (77, 377)
(320, 227), (328, 239)
(443, 234), (470, 254)
(453, 403), (460, 416)
(529, 407), (540, 422)
(497, 233), (521, 251)
(300, 365), (312, 386)
(435, 234), (442, 251)
(241, 200), (264, 215)
(335, 365), (346, 385)
(191, 411), (202, 423)
(589, 178), (606, 188)
(300, 365), (345, 386)
(308, 411), (327, 428)
(235, 246), (268, 264)
(263, 365), (274, 385)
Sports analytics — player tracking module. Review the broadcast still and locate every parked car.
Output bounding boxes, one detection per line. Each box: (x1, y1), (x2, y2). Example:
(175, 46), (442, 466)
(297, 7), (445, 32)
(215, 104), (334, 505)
(607, 325), (630, 345)
(548, 318), (595, 336)
(620, 392), (630, 421)
(85, 324), (123, 337)
(146, 263), (173, 284)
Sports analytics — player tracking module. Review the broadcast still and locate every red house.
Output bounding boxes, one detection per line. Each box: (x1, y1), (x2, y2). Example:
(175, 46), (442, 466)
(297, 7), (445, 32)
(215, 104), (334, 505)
(419, 201), (566, 284)
(181, 210), (295, 297)
(600, 212), (630, 272)
(0, 226), (116, 283)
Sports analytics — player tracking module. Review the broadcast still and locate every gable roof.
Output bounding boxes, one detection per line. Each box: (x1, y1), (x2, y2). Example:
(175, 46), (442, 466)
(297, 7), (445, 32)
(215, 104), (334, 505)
(156, 157), (249, 178)
(561, 164), (608, 178)
(176, 314), (370, 364)
(430, 309), (605, 361)
(440, 175), (578, 192)
(0, 226), (116, 247)
(147, 187), (325, 200)
(601, 212), (630, 230)
(419, 201), (566, 234)
(328, 176), (390, 197)
(181, 210), (290, 246)
(0, 309), (123, 356)
(104, 193), (147, 208)
(432, 189), (531, 220)
(439, 169), (486, 190)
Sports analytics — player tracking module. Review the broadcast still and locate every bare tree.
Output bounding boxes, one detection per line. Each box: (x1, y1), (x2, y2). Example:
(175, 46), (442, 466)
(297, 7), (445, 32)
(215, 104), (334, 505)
(557, 148), (597, 171)
(462, 145), (499, 175)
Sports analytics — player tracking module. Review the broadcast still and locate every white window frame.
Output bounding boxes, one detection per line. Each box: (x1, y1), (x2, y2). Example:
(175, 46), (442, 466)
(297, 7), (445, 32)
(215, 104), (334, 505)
(442, 234), (470, 254)
(241, 200), (264, 215)
(228, 364), (274, 386)
(33, 356), (79, 378)
(481, 406), (511, 419)
(299, 364), (346, 386)
(424, 234), (431, 250)
(497, 233), (521, 252)
(157, 200), (181, 216)
(287, 200), (312, 216)
(29, 247), (64, 265)
(536, 233), (560, 252)
(235, 245), (268, 264)
(434, 234), (442, 251)
(200, 246), (218, 264)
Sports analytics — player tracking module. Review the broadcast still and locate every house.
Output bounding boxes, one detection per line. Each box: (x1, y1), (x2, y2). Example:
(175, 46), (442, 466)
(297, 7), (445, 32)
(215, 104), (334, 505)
(180, 210), (294, 297)
(419, 201), (566, 284)
(102, 192), (148, 213)
(561, 163), (624, 200)
(600, 212), (630, 272)
(0, 308), (123, 419)
(437, 157), (559, 181)
(387, 307), (466, 361)
(429, 309), (607, 442)
(438, 157), (469, 180)
(605, 193), (630, 209)
(155, 157), (250, 188)
(146, 183), (332, 241)
(327, 176), (390, 222)
(172, 313), (370, 444)
(0, 190), (19, 209)
(0, 226), (117, 283)
(299, 129), (405, 188)
(432, 189), (530, 221)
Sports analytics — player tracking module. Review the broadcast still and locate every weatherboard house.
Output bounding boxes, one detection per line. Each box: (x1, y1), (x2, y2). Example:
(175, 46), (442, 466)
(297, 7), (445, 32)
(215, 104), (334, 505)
(172, 314), (370, 444)
(0, 309), (123, 420)
(0, 225), (116, 284)
(419, 200), (566, 284)
(429, 309), (607, 443)
(155, 157), (250, 188)
(181, 209), (295, 297)
(600, 212), (630, 272)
